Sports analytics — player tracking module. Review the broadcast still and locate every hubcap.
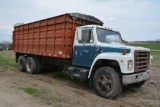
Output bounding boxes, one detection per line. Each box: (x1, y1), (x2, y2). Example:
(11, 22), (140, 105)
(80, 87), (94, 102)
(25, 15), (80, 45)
(97, 75), (112, 92)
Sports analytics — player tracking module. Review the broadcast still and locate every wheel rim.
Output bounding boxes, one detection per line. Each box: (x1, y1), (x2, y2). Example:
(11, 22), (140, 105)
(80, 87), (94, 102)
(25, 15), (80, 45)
(27, 61), (31, 72)
(97, 75), (112, 93)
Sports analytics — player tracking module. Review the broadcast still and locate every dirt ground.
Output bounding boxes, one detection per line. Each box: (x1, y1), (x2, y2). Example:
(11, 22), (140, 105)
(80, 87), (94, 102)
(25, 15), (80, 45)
(0, 51), (160, 107)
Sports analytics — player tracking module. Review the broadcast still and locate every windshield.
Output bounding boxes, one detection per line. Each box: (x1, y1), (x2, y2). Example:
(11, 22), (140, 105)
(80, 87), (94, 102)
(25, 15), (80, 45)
(96, 28), (122, 44)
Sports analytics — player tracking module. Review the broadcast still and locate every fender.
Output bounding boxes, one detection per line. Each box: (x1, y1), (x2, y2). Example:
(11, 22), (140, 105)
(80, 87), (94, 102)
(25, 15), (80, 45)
(88, 52), (134, 78)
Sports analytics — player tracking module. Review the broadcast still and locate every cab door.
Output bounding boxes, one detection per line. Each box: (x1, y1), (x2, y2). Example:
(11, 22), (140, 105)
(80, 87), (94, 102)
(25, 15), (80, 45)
(72, 28), (96, 67)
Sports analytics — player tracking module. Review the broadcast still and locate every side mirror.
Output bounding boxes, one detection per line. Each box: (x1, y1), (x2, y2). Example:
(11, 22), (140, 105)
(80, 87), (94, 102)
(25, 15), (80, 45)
(77, 29), (82, 40)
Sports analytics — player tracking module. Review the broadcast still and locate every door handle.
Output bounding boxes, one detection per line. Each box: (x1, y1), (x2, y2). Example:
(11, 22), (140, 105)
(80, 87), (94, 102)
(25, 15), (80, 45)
(95, 46), (99, 51)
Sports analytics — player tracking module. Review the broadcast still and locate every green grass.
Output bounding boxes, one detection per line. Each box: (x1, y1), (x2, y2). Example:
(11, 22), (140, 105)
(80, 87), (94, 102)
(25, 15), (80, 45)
(24, 87), (39, 95)
(127, 43), (160, 50)
(151, 51), (160, 60)
(23, 87), (62, 104)
(127, 43), (160, 60)
(0, 55), (17, 68)
(0, 50), (15, 58)
(0, 50), (16, 68)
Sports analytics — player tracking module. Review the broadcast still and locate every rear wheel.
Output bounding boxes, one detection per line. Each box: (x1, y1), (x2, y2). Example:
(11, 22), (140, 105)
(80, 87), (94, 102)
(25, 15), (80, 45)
(18, 56), (26, 72)
(26, 57), (36, 74)
(93, 67), (122, 99)
(129, 80), (146, 87)
(34, 57), (41, 74)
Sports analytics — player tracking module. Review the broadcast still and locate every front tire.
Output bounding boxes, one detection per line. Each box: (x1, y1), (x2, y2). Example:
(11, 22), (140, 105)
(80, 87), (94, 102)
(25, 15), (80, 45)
(93, 67), (122, 99)
(26, 57), (37, 74)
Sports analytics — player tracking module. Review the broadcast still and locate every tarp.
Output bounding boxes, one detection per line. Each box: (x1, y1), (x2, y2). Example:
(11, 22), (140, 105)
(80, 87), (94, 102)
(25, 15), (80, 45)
(69, 13), (103, 25)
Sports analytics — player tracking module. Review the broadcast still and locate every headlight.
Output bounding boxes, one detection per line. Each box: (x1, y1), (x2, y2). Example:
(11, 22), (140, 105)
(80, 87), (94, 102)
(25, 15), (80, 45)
(128, 60), (133, 70)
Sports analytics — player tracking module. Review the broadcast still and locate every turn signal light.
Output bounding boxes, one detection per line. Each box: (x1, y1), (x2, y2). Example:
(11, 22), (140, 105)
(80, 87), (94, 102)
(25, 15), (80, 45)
(122, 50), (127, 55)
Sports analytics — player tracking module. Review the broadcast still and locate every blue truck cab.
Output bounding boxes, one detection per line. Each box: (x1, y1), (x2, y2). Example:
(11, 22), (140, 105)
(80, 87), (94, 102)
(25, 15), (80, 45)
(68, 25), (151, 99)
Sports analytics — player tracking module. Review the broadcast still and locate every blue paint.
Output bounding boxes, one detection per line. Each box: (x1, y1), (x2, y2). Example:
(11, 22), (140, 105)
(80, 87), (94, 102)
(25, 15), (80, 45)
(98, 47), (131, 54)
(72, 46), (95, 67)
(72, 46), (131, 67)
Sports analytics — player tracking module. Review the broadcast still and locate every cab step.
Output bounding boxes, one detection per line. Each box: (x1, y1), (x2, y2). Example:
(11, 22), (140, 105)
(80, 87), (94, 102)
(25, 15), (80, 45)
(67, 66), (89, 80)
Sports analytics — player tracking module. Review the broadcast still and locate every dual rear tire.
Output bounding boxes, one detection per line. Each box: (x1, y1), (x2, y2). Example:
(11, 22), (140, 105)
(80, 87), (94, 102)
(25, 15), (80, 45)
(18, 56), (26, 72)
(18, 56), (41, 74)
(26, 57), (37, 74)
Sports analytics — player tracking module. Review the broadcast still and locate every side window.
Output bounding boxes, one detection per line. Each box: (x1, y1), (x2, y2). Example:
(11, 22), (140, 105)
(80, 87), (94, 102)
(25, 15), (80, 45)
(78, 29), (93, 43)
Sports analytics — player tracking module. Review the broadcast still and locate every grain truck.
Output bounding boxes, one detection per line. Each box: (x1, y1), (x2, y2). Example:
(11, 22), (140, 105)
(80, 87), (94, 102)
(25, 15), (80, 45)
(13, 13), (151, 99)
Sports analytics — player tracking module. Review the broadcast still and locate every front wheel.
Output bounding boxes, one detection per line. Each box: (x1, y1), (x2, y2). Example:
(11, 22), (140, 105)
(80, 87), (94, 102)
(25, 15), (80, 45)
(93, 67), (122, 99)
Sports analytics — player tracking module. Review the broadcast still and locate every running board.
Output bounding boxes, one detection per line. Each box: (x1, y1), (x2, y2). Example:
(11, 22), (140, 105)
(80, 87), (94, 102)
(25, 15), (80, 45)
(67, 66), (89, 80)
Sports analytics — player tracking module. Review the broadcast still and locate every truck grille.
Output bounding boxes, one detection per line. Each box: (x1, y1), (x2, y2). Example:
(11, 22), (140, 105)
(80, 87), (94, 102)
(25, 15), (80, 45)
(134, 51), (150, 72)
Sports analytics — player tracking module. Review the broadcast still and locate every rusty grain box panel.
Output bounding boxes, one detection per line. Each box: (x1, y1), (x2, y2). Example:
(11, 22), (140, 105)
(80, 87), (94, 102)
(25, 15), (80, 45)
(13, 13), (103, 59)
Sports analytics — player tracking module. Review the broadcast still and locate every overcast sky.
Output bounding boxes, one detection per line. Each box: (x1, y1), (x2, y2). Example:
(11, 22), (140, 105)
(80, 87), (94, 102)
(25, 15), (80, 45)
(0, 0), (160, 42)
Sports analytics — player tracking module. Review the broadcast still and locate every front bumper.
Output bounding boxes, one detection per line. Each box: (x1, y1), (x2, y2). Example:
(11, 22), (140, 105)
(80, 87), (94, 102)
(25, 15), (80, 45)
(122, 70), (150, 85)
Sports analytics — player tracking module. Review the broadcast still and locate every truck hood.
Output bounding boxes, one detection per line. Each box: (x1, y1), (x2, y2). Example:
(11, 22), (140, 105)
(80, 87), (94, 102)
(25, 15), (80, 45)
(98, 43), (150, 54)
